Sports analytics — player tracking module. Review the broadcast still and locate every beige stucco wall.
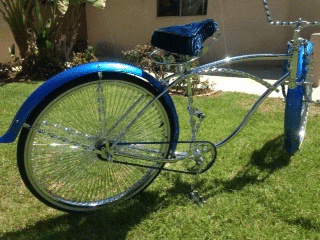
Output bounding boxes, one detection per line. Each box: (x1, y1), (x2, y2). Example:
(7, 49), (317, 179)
(0, 4), (16, 63)
(289, 0), (320, 40)
(1, 0), (320, 65)
(86, 0), (320, 64)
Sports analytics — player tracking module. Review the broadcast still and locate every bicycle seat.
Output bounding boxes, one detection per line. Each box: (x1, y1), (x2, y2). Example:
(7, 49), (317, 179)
(151, 19), (218, 56)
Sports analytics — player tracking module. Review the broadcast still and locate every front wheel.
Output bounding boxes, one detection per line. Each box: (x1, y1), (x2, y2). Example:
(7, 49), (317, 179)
(284, 41), (313, 153)
(284, 85), (310, 152)
(17, 73), (175, 212)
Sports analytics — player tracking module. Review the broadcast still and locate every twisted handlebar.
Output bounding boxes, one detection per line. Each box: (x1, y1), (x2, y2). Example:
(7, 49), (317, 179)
(262, 0), (320, 27)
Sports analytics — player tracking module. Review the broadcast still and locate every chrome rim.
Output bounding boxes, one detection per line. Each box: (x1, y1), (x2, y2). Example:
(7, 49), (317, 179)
(23, 80), (171, 210)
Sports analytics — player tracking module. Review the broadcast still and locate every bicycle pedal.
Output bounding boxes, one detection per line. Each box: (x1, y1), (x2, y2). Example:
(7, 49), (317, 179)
(186, 189), (205, 206)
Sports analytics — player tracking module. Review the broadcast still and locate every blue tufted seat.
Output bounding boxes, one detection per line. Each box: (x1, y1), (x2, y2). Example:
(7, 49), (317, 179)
(151, 19), (218, 56)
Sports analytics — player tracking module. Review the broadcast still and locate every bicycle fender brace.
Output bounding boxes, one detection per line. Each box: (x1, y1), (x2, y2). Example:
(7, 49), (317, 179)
(0, 62), (179, 148)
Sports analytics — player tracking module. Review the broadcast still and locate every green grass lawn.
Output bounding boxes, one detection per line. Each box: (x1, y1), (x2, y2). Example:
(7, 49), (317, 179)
(1, 82), (320, 239)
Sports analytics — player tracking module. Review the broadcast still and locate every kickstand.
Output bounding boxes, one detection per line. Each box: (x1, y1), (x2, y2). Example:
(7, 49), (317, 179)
(186, 155), (205, 205)
(186, 189), (205, 206)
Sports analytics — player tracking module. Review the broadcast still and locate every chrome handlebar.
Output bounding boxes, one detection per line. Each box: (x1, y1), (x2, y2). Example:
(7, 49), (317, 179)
(262, 0), (320, 28)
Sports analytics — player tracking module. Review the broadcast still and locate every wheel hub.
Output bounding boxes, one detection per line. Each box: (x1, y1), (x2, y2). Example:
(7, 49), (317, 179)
(94, 138), (113, 161)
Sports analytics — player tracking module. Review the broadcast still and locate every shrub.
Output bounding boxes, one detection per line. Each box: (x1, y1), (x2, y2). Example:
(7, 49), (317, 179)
(67, 46), (98, 67)
(0, 63), (10, 79)
(171, 74), (213, 96)
(123, 42), (212, 95)
(1, 45), (98, 81)
(0, 0), (105, 80)
(123, 43), (172, 80)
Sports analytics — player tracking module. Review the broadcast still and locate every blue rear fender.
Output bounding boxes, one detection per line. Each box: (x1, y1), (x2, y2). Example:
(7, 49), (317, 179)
(0, 62), (179, 146)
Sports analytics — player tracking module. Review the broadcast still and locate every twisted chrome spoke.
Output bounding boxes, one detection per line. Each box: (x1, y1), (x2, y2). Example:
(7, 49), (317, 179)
(96, 81), (107, 134)
(24, 123), (94, 150)
(24, 122), (164, 160)
(95, 80), (151, 141)
(104, 95), (146, 136)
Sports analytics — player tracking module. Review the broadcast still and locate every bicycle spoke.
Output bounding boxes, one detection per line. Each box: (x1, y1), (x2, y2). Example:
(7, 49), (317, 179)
(96, 82), (107, 134)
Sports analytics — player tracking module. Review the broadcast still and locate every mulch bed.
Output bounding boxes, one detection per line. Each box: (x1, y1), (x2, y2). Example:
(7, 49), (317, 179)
(1, 70), (32, 84)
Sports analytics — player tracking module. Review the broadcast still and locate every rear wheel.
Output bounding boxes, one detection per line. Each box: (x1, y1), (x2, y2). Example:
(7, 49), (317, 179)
(17, 73), (174, 212)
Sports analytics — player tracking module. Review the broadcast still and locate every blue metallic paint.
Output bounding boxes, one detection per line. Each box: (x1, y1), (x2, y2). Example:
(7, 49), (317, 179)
(0, 62), (179, 145)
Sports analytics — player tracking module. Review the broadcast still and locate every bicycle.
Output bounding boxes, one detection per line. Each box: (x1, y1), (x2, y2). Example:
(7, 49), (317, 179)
(0, 0), (318, 212)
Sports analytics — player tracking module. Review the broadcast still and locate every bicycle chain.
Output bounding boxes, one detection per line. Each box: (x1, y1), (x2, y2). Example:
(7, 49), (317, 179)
(23, 123), (217, 175)
(110, 140), (217, 175)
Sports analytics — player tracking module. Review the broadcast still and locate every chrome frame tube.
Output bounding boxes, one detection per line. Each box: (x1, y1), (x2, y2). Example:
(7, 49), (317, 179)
(215, 72), (290, 148)
(192, 53), (290, 71)
(165, 54), (291, 94)
(110, 53), (292, 151)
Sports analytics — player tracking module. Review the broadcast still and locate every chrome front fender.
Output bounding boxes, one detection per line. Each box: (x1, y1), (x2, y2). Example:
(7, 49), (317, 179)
(0, 62), (179, 145)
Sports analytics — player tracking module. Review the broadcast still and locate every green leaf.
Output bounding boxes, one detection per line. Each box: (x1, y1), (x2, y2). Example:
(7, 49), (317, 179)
(0, 7), (8, 19)
(86, 0), (106, 8)
(8, 43), (15, 55)
(45, 40), (53, 49)
(57, 0), (68, 14)
(33, 0), (43, 29)
(45, 18), (51, 29)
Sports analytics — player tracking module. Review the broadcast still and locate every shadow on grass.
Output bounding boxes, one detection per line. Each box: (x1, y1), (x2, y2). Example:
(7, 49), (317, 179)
(0, 135), (296, 239)
(286, 217), (320, 231)
(1, 180), (191, 240)
(205, 134), (293, 196)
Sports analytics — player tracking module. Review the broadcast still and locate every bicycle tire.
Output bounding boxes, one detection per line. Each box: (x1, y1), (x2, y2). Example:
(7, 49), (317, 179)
(17, 72), (175, 212)
(284, 41), (313, 152)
